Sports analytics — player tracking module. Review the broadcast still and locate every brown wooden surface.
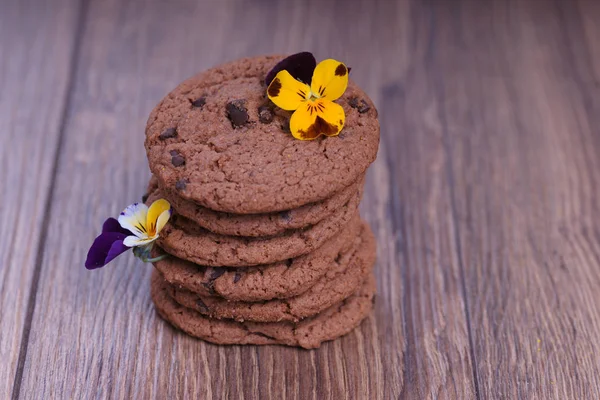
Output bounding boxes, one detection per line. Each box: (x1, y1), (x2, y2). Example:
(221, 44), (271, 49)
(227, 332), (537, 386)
(0, 0), (81, 398)
(1, 0), (600, 398)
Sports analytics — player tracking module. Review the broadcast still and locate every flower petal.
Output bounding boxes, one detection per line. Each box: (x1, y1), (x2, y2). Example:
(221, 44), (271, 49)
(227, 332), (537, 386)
(102, 217), (132, 236)
(310, 59), (349, 101)
(123, 235), (157, 248)
(85, 232), (130, 269)
(118, 202), (148, 238)
(290, 100), (345, 140)
(146, 199), (171, 236)
(155, 209), (171, 235)
(267, 70), (310, 111)
(265, 52), (317, 86)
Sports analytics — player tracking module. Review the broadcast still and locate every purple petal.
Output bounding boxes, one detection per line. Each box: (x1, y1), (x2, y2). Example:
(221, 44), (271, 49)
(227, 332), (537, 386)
(102, 217), (132, 235)
(85, 231), (130, 270)
(265, 52), (316, 86)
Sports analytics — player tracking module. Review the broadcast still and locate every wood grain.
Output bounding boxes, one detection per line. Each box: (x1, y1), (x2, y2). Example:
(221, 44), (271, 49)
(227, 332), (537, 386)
(0, 0), (80, 397)
(5, 0), (600, 398)
(430, 0), (600, 398)
(15, 0), (408, 398)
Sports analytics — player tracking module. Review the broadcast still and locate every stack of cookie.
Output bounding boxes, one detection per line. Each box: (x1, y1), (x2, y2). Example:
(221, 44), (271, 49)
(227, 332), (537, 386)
(144, 56), (379, 348)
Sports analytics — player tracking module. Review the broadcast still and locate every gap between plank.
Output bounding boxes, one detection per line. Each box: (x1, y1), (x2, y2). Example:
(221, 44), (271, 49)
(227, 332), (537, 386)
(426, 4), (482, 399)
(382, 123), (412, 398)
(433, 59), (482, 400)
(10, 0), (90, 398)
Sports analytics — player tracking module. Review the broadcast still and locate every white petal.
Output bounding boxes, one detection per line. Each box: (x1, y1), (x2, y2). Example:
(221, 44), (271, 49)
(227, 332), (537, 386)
(118, 202), (149, 238)
(123, 235), (157, 248)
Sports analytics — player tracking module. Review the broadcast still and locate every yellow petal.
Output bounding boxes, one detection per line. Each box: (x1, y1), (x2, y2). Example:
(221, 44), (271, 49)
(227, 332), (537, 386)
(290, 99), (345, 140)
(310, 59), (349, 101)
(155, 209), (171, 235)
(267, 70), (310, 111)
(146, 199), (171, 236)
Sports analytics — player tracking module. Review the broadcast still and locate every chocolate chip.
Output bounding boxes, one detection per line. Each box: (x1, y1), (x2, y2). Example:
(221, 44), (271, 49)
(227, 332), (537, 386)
(281, 119), (291, 133)
(233, 273), (241, 283)
(201, 267), (227, 294)
(258, 105), (274, 124)
(141, 193), (149, 203)
(226, 100), (249, 128)
(253, 332), (277, 340)
(195, 298), (210, 313)
(280, 211), (292, 222)
(208, 267), (226, 280)
(159, 127), (177, 140)
(285, 259), (293, 267)
(170, 150), (185, 167)
(349, 97), (371, 113)
(191, 96), (206, 108)
(175, 179), (189, 191)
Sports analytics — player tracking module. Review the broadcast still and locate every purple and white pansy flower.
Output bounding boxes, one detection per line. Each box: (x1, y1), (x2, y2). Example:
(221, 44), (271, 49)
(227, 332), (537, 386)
(85, 199), (172, 269)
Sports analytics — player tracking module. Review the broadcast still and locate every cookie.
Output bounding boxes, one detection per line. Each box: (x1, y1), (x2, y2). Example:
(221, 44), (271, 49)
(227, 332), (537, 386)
(151, 271), (376, 349)
(161, 225), (375, 322)
(153, 216), (364, 301)
(145, 55), (380, 214)
(146, 174), (364, 237)
(157, 189), (362, 267)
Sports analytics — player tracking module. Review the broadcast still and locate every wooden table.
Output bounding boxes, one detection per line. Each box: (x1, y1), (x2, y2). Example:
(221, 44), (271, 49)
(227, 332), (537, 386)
(2, 0), (599, 398)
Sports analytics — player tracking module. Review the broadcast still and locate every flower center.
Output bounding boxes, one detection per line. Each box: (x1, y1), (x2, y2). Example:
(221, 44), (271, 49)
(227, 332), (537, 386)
(308, 91), (320, 102)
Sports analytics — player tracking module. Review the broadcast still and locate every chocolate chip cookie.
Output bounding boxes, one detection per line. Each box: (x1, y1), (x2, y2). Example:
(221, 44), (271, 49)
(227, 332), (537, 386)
(153, 216), (364, 301)
(151, 271), (376, 349)
(146, 174), (364, 237)
(145, 55), (379, 214)
(157, 189), (362, 267)
(161, 224), (375, 322)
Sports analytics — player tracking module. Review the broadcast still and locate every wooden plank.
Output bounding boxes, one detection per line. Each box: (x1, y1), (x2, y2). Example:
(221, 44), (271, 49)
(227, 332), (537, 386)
(431, 0), (600, 398)
(0, 0), (80, 397)
(377, 2), (478, 396)
(16, 0), (429, 398)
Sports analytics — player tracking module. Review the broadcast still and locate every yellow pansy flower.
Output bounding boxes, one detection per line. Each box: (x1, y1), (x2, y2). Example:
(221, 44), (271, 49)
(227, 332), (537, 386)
(267, 59), (349, 140)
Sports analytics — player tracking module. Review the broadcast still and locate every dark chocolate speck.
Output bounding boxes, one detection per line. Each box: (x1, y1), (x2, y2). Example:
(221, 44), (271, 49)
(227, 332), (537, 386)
(175, 179), (189, 191)
(159, 127), (177, 140)
(258, 105), (274, 124)
(226, 99), (249, 128)
(191, 96), (206, 108)
(349, 97), (371, 114)
(170, 150), (185, 167)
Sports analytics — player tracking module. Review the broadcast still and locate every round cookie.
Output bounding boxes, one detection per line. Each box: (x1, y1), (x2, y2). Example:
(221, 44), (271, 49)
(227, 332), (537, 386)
(157, 188), (362, 267)
(153, 216), (364, 301)
(145, 55), (380, 214)
(162, 225), (375, 322)
(146, 174), (365, 237)
(151, 271), (376, 349)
